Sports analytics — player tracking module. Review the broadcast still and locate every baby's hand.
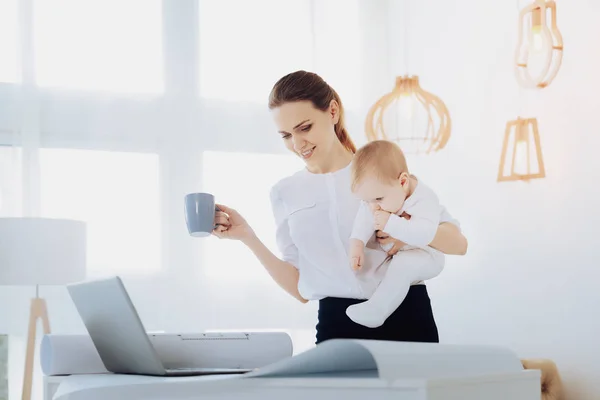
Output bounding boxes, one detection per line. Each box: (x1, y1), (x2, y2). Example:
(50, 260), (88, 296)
(349, 239), (365, 271)
(373, 209), (392, 231)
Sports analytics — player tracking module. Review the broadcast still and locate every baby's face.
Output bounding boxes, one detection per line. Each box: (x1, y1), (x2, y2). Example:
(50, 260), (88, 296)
(354, 174), (407, 214)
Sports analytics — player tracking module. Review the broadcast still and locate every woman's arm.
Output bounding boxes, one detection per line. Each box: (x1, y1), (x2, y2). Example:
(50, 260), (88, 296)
(213, 204), (308, 303)
(243, 235), (308, 303)
(428, 222), (468, 255)
(376, 221), (468, 256)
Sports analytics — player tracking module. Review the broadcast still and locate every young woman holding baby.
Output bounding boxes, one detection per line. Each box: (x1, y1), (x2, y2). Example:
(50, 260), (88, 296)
(212, 70), (467, 344)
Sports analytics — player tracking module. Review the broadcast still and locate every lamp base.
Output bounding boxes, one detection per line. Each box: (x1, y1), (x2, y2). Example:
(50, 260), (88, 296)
(22, 297), (50, 400)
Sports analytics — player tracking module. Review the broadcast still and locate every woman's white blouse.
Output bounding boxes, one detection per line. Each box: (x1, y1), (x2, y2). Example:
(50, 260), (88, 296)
(269, 163), (460, 301)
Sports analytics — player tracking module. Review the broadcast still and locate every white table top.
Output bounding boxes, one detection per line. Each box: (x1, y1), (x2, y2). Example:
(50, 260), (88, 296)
(51, 370), (541, 400)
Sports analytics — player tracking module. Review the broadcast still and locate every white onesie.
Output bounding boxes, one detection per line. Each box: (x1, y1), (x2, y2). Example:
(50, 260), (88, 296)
(346, 178), (445, 328)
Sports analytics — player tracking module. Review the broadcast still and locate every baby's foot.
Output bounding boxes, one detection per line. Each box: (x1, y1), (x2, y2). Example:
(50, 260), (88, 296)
(346, 301), (387, 328)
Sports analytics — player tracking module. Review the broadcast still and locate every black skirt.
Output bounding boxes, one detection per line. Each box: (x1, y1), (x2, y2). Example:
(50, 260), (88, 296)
(315, 285), (439, 344)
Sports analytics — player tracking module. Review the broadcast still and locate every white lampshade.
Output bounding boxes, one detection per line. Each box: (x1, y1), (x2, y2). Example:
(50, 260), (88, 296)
(0, 217), (86, 285)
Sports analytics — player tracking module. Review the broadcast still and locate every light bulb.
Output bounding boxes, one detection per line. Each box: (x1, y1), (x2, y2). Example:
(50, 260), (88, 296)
(397, 92), (415, 120)
(512, 124), (532, 176)
(528, 7), (546, 54)
(513, 139), (529, 175)
(530, 25), (544, 53)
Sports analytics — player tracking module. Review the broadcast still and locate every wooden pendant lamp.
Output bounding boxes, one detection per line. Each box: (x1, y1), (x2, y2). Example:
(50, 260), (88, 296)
(515, 0), (563, 88)
(497, 117), (546, 182)
(365, 75), (451, 155)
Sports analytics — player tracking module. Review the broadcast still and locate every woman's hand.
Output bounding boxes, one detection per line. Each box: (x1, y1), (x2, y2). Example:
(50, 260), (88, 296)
(375, 231), (406, 256)
(429, 222), (468, 255)
(212, 204), (256, 242)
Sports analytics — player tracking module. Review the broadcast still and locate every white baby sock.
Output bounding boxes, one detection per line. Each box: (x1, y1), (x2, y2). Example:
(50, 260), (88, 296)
(345, 270), (412, 328)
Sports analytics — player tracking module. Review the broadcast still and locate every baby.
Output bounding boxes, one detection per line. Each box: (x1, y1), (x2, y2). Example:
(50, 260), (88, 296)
(347, 140), (445, 328)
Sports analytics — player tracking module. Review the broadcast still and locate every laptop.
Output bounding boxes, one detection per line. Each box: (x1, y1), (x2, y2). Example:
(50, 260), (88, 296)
(67, 276), (252, 376)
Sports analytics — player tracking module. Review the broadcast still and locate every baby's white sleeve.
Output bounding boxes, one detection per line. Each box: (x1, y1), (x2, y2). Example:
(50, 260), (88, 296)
(350, 201), (375, 244)
(383, 187), (440, 248)
(270, 187), (300, 268)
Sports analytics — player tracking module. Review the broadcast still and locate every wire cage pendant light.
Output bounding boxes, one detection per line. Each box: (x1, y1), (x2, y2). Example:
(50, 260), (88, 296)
(365, 75), (451, 154)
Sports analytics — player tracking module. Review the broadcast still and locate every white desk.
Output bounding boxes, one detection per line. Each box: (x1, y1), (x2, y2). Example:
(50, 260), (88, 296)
(44, 339), (544, 400)
(46, 370), (541, 400)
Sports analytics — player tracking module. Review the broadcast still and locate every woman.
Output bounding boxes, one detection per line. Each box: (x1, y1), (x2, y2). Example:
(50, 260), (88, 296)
(213, 70), (467, 344)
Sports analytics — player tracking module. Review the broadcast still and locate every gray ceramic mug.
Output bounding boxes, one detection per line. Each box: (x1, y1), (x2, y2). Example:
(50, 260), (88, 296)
(184, 192), (220, 237)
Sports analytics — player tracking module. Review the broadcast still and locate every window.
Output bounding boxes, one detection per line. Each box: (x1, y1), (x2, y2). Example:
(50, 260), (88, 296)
(33, 0), (163, 94)
(0, 145), (22, 217)
(0, 0), (19, 83)
(39, 149), (161, 277)
(312, 0), (362, 111)
(201, 151), (304, 282)
(198, 0), (314, 103)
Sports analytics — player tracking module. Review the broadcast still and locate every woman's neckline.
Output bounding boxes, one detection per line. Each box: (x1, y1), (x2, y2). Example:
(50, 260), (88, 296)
(303, 159), (352, 176)
(302, 148), (354, 176)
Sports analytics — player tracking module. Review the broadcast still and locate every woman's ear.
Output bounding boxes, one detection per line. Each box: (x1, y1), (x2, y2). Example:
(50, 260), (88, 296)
(329, 99), (340, 125)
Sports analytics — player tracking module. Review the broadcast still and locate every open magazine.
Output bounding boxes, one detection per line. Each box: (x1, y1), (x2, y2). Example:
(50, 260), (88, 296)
(246, 339), (524, 381)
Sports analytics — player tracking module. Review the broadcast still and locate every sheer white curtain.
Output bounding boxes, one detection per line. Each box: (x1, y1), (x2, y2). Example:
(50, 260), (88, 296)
(0, 0), (391, 397)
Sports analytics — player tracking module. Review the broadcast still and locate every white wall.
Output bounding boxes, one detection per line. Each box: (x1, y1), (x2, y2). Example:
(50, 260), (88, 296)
(386, 0), (600, 398)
